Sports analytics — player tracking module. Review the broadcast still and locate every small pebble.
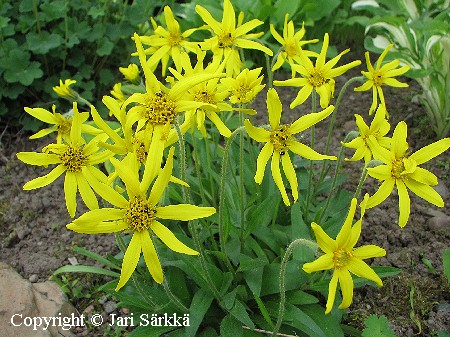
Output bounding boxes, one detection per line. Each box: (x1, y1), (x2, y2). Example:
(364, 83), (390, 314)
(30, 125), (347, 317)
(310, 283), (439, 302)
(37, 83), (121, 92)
(103, 300), (117, 314)
(28, 274), (38, 283)
(98, 295), (108, 304)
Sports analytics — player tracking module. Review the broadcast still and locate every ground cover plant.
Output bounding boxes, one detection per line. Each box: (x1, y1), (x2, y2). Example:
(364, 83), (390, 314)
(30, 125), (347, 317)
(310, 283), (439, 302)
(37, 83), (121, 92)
(11, 0), (450, 336)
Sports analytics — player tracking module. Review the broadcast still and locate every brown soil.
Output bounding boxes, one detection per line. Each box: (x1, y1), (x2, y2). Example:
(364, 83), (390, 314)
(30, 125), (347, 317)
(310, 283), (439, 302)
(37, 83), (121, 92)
(0, 65), (449, 336)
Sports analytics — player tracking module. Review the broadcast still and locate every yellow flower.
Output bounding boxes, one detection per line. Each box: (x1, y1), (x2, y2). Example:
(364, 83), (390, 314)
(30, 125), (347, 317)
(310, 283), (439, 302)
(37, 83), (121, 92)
(366, 121), (450, 227)
(220, 67), (265, 104)
(53, 79), (78, 101)
(342, 104), (391, 164)
(138, 6), (199, 76)
(354, 44), (410, 115)
(270, 14), (318, 73)
(195, 0), (273, 76)
(110, 83), (125, 103)
(124, 33), (224, 188)
(244, 88), (336, 205)
(66, 147), (216, 291)
(274, 33), (361, 108)
(17, 102), (113, 217)
(119, 64), (140, 84)
(303, 196), (386, 314)
(24, 104), (100, 143)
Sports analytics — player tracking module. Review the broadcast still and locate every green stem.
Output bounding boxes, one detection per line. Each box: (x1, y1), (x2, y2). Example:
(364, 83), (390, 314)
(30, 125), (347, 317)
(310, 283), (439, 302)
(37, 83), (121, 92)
(272, 239), (318, 336)
(219, 127), (245, 274)
(205, 135), (217, 208)
(304, 91), (317, 217)
(174, 123), (222, 300)
(163, 279), (188, 313)
(317, 76), (365, 185)
(353, 165), (368, 199)
(192, 134), (207, 204)
(239, 112), (245, 247)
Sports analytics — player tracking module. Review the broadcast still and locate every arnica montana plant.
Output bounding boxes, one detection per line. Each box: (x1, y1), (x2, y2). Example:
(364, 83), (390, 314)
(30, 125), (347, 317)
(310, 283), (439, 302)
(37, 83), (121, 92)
(17, 0), (450, 336)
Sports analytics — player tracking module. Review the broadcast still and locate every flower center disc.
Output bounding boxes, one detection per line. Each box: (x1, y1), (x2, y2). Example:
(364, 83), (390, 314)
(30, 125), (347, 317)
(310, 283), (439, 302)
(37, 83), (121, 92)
(270, 125), (291, 155)
(168, 32), (183, 47)
(56, 119), (72, 137)
(125, 196), (157, 232)
(144, 91), (177, 125)
(372, 70), (384, 86)
(194, 90), (215, 104)
(285, 42), (297, 57)
(391, 158), (406, 178)
(218, 32), (235, 48)
(60, 145), (86, 172)
(333, 249), (352, 269)
(308, 69), (326, 87)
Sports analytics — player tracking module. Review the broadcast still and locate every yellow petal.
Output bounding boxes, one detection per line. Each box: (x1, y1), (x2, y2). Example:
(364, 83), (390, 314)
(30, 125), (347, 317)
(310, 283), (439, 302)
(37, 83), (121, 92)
(156, 204), (215, 221)
(347, 257), (383, 286)
(17, 152), (61, 166)
(64, 172), (78, 218)
(311, 222), (337, 254)
(141, 126), (167, 192)
(366, 179), (395, 208)
(75, 173), (98, 210)
(72, 208), (125, 226)
(288, 140), (336, 160)
(302, 254), (333, 273)
(140, 230), (163, 284)
(208, 111), (232, 138)
(281, 154), (298, 202)
(290, 85), (313, 109)
(267, 88), (282, 129)
(148, 147), (174, 206)
(68, 219), (128, 234)
(116, 233), (142, 291)
(244, 119), (270, 142)
(409, 138), (450, 165)
(23, 165), (65, 190)
(24, 107), (57, 124)
(337, 269), (354, 309)
(366, 164), (391, 181)
(408, 167), (438, 186)
(271, 152), (290, 206)
(255, 143), (273, 184)
(151, 220), (198, 255)
(234, 38), (273, 56)
(325, 272), (338, 314)
(336, 198), (358, 248)
(396, 179), (410, 228)
(195, 4), (222, 34)
(290, 105), (335, 134)
(353, 245), (386, 260)
(110, 157), (141, 198)
(404, 179), (444, 208)
(391, 121), (408, 157)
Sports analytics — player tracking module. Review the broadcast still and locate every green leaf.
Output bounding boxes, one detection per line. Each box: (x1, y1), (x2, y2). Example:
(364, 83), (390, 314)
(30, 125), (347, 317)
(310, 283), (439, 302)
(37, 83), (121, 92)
(40, 0), (66, 21)
(26, 32), (64, 54)
(230, 300), (254, 329)
(362, 314), (396, 337)
(96, 38), (114, 56)
(88, 6), (106, 19)
(237, 254), (268, 272)
(444, 249), (450, 283)
(185, 289), (214, 337)
(4, 61), (43, 85)
(52, 265), (120, 278)
(220, 314), (244, 337)
(72, 245), (121, 270)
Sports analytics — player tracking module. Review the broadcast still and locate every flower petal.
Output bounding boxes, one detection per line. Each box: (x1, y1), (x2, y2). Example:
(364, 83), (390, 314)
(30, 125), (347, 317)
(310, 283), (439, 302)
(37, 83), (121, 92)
(17, 152), (61, 166)
(288, 140), (336, 160)
(325, 272), (338, 314)
(404, 179), (444, 208)
(148, 147), (175, 206)
(271, 152), (290, 205)
(311, 222), (337, 254)
(347, 257), (383, 286)
(255, 143), (273, 184)
(151, 220), (198, 255)
(156, 204), (216, 221)
(396, 179), (410, 228)
(366, 179), (395, 208)
(23, 165), (65, 190)
(75, 173), (98, 210)
(68, 219), (128, 234)
(290, 105), (335, 134)
(409, 138), (450, 165)
(140, 230), (164, 284)
(244, 119), (270, 142)
(391, 122), (408, 157)
(337, 269), (354, 309)
(281, 154), (298, 202)
(353, 245), (386, 260)
(267, 88), (282, 129)
(302, 254), (333, 273)
(116, 233), (142, 291)
(141, 125), (167, 192)
(64, 172), (78, 218)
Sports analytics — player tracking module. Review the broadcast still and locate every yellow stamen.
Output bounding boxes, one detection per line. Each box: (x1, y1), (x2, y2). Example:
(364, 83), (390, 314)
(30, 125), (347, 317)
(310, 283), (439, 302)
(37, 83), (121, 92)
(285, 42), (297, 57)
(59, 145), (86, 172)
(270, 125), (291, 155)
(143, 91), (177, 125)
(218, 32), (235, 48)
(391, 158), (405, 178)
(333, 249), (352, 269)
(308, 69), (326, 87)
(168, 32), (182, 46)
(125, 196), (157, 232)
(372, 70), (383, 86)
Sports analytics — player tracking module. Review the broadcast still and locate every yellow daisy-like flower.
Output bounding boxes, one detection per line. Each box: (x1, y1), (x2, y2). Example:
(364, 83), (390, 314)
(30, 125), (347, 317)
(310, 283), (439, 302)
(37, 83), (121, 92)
(354, 44), (410, 115)
(119, 64), (140, 84)
(220, 67), (265, 104)
(342, 104), (391, 165)
(124, 33), (224, 188)
(138, 6), (199, 76)
(17, 102), (113, 218)
(195, 0), (273, 77)
(366, 121), (450, 227)
(53, 79), (78, 101)
(270, 14), (318, 73)
(274, 33), (361, 109)
(244, 88), (336, 205)
(303, 196), (386, 314)
(24, 104), (100, 143)
(66, 147), (216, 291)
